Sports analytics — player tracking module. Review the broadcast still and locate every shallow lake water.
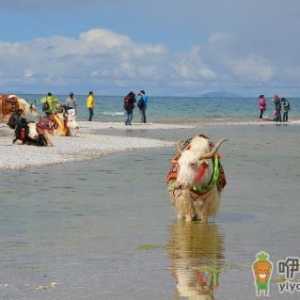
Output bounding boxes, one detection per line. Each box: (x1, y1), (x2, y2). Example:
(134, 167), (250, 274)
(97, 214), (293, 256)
(0, 125), (300, 299)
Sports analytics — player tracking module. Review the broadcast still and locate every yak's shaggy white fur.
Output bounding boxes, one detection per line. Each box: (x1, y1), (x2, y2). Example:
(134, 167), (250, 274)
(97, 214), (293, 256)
(177, 136), (211, 187)
(169, 135), (226, 223)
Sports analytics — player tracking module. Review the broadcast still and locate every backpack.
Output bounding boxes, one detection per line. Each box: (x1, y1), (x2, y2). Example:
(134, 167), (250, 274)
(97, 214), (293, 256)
(123, 95), (134, 111)
(123, 96), (129, 110)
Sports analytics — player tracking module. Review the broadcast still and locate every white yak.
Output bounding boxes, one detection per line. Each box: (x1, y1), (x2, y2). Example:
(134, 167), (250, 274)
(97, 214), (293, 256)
(167, 135), (227, 223)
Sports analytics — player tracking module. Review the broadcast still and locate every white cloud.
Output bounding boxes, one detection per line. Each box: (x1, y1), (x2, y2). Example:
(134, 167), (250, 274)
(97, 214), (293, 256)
(0, 28), (169, 88)
(79, 29), (131, 49)
(229, 56), (273, 82)
(0, 27), (298, 94)
(173, 47), (217, 81)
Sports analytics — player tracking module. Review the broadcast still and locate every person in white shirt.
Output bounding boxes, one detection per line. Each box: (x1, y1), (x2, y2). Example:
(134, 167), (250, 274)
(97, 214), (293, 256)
(65, 92), (77, 114)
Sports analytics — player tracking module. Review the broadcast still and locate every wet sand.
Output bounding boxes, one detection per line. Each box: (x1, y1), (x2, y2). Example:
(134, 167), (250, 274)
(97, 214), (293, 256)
(0, 125), (300, 299)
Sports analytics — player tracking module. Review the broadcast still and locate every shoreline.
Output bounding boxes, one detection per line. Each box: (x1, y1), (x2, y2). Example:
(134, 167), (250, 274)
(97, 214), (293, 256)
(77, 119), (300, 128)
(1, 119), (300, 131)
(1, 119), (300, 170)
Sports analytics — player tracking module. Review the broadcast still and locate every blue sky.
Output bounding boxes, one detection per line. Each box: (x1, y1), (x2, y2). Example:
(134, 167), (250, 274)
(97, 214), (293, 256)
(0, 0), (299, 96)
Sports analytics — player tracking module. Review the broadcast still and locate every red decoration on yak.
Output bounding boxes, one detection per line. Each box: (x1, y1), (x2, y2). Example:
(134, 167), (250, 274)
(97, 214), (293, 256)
(194, 162), (208, 184)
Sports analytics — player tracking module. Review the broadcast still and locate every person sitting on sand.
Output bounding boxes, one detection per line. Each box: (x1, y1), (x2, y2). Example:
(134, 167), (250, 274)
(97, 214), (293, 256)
(86, 91), (95, 121)
(281, 97), (290, 122)
(8, 109), (51, 146)
(7, 109), (27, 144)
(123, 91), (136, 126)
(258, 95), (267, 119)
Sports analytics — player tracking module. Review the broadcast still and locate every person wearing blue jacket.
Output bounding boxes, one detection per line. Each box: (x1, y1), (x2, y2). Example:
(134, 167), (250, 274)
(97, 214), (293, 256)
(137, 90), (149, 123)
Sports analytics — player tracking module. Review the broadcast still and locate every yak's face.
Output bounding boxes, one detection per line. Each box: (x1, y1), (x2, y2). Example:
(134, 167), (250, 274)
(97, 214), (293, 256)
(176, 137), (210, 188)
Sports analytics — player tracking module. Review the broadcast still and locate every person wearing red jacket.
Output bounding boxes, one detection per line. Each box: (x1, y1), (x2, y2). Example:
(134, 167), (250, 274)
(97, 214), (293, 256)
(258, 95), (267, 119)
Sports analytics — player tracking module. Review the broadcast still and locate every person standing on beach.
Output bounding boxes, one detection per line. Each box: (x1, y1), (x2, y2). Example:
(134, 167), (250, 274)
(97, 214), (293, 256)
(41, 92), (60, 116)
(281, 97), (290, 122)
(137, 90), (149, 123)
(86, 91), (95, 121)
(65, 92), (77, 114)
(258, 95), (267, 119)
(123, 91), (136, 125)
(272, 95), (281, 122)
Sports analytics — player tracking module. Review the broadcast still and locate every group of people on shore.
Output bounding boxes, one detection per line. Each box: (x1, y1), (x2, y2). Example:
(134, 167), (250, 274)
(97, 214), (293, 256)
(40, 92), (78, 116)
(258, 95), (290, 122)
(123, 90), (149, 125)
(42, 90), (149, 125)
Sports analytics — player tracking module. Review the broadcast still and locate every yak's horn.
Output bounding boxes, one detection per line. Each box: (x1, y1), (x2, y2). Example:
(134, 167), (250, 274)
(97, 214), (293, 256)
(200, 138), (228, 160)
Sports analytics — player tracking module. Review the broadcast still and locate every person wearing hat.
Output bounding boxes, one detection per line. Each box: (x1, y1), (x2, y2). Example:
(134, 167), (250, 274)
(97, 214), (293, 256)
(137, 90), (149, 123)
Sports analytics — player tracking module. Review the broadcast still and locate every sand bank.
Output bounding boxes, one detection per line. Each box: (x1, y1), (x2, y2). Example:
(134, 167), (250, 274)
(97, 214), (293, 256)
(0, 125), (173, 170)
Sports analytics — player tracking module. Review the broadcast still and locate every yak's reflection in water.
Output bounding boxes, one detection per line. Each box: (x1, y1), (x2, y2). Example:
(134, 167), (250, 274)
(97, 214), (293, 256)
(167, 222), (225, 300)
